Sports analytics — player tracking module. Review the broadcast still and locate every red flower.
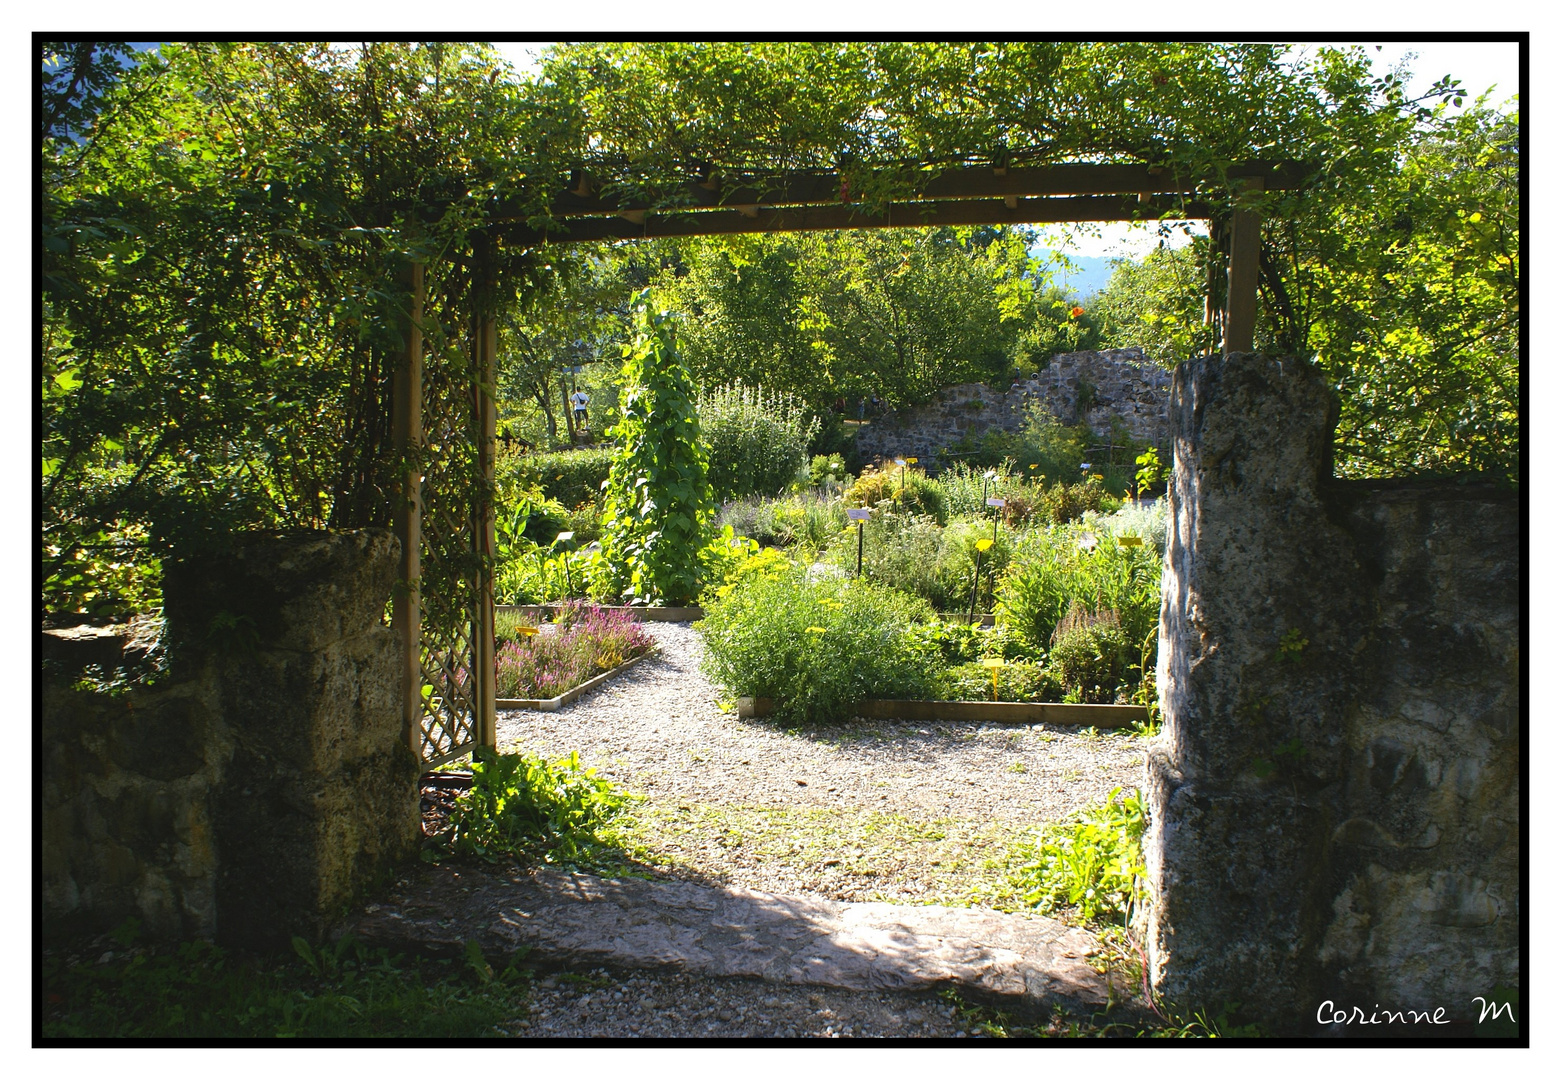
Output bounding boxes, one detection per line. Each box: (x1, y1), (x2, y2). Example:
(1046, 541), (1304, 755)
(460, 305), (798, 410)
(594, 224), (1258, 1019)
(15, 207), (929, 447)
(1069, 306), (1085, 319)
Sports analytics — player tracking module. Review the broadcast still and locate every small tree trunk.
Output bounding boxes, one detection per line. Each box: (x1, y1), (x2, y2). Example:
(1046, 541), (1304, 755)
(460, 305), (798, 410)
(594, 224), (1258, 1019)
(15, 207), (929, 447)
(533, 386), (558, 445)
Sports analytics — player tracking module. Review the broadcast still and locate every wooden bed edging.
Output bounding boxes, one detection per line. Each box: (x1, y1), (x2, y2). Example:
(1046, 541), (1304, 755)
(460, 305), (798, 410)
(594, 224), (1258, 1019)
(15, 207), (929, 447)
(495, 647), (660, 712)
(497, 604), (704, 622)
(734, 697), (1146, 727)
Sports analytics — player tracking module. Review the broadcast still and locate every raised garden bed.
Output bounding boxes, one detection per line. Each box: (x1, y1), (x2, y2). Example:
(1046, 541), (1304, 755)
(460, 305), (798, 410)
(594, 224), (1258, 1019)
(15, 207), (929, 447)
(496, 647), (659, 711)
(499, 604), (705, 622)
(495, 603), (658, 707)
(735, 696), (1145, 728)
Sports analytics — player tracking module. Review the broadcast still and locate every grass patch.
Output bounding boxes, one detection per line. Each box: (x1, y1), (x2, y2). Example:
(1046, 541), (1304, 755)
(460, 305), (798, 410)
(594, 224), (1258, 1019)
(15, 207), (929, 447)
(601, 801), (1048, 909)
(42, 930), (531, 1039)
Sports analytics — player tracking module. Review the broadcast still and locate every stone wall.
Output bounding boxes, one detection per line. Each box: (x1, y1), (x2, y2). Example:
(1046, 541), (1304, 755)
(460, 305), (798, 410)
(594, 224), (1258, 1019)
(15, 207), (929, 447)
(42, 529), (421, 947)
(853, 348), (1172, 466)
(1145, 354), (1519, 1033)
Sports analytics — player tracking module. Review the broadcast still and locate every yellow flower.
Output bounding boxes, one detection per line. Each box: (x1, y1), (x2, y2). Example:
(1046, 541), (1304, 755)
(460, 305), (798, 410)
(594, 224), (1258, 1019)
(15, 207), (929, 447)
(805, 626), (828, 634)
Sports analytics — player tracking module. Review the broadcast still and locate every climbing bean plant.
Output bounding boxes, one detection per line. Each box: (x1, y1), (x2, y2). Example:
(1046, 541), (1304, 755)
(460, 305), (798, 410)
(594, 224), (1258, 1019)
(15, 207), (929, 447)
(601, 295), (714, 605)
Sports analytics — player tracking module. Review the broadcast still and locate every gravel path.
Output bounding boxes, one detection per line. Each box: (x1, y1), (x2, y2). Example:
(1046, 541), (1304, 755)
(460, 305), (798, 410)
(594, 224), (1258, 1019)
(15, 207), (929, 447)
(485, 621), (1149, 1039)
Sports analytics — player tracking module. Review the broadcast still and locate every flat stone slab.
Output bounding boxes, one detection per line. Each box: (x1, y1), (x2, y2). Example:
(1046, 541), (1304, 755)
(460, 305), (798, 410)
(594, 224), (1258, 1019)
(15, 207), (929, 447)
(347, 865), (1124, 1017)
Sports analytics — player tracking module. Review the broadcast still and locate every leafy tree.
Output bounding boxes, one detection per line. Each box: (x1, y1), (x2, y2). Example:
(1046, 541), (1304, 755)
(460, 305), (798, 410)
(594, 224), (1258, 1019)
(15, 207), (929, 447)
(600, 297), (714, 605)
(1087, 244), (1212, 365)
(41, 42), (575, 612)
(1084, 90), (1518, 481)
(656, 226), (1046, 410)
(498, 249), (633, 447)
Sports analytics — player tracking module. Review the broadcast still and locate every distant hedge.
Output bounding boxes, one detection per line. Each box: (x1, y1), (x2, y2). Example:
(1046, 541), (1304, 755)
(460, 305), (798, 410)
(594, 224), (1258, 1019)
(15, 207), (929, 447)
(503, 448), (615, 509)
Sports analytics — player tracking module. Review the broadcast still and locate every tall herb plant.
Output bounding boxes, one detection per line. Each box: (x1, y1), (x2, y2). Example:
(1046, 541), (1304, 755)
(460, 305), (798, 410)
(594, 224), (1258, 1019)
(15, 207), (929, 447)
(601, 295), (714, 605)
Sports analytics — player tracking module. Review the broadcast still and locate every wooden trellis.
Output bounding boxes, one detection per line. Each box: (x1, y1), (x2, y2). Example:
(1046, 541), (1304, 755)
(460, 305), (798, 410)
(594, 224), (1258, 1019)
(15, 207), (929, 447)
(396, 160), (1298, 766)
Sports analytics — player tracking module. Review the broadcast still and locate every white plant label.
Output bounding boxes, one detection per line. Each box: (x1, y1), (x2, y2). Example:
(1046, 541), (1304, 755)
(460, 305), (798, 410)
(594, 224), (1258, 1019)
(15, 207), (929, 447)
(986, 497), (1006, 508)
(847, 508), (872, 521)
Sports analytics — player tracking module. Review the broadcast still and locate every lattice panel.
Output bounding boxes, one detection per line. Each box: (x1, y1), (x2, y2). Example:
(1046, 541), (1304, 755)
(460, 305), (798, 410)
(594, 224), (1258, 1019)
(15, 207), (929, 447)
(415, 283), (485, 767)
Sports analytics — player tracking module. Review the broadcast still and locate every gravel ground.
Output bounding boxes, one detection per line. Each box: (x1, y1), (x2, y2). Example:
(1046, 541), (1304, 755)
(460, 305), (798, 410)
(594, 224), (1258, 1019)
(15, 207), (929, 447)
(510, 968), (985, 1039)
(486, 620), (1149, 1039)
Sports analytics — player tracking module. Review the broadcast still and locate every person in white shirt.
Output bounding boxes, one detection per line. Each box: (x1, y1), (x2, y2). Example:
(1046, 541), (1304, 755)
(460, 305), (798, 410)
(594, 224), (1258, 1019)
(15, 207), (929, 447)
(569, 389), (589, 425)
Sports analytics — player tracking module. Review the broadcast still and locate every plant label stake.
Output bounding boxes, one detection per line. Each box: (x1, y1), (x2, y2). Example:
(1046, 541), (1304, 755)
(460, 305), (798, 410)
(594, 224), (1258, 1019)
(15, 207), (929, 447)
(980, 657), (1005, 701)
(553, 531), (576, 596)
(970, 537), (994, 620)
(847, 507), (871, 577)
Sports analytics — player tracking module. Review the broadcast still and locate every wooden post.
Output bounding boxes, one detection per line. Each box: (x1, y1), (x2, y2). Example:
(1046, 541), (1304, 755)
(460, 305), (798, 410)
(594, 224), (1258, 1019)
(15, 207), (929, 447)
(475, 299), (498, 753)
(393, 262), (425, 762)
(1224, 178), (1262, 355)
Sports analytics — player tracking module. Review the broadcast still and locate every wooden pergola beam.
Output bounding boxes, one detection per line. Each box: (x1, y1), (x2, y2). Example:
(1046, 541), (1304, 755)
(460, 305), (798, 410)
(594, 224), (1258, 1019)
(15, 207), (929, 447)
(509, 195), (1217, 245)
(506, 159), (1307, 222)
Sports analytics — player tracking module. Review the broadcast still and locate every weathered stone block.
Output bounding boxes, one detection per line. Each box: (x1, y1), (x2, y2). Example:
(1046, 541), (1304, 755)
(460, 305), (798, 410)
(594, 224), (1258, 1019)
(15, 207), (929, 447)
(43, 528), (418, 948)
(1145, 353), (1520, 1032)
(163, 528), (400, 666)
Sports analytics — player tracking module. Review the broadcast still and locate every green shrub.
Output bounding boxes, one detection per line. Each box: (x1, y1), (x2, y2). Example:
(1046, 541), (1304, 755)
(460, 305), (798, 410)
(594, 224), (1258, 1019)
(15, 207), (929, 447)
(502, 447), (614, 511)
(847, 464), (948, 524)
(996, 525), (1161, 657)
(1084, 498), (1168, 554)
(1047, 607), (1134, 703)
(697, 383), (821, 501)
(824, 511), (1018, 613)
(696, 570), (936, 724)
(978, 407), (1093, 484)
(601, 297), (714, 605)
(494, 540), (610, 605)
(934, 517), (1017, 610)
(1036, 476), (1115, 524)
(434, 749), (627, 864)
(807, 453), (847, 489)
(824, 509), (949, 607)
(936, 660), (1063, 702)
(934, 460), (1030, 519)
(698, 528), (794, 604)
(904, 619), (1037, 665)
(1009, 787), (1146, 924)
(715, 493), (846, 552)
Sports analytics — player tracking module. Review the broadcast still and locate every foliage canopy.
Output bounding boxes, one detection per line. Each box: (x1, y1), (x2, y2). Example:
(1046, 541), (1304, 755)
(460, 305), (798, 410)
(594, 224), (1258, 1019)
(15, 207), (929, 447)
(41, 39), (1517, 614)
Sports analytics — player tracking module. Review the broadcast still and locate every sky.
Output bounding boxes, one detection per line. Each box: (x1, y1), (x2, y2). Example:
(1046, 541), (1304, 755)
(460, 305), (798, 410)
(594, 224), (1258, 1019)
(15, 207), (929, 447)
(490, 39), (1517, 259)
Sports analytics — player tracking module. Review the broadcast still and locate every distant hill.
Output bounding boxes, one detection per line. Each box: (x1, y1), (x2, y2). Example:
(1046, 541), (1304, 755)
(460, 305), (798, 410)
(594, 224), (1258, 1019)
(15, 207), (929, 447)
(1032, 251), (1121, 300)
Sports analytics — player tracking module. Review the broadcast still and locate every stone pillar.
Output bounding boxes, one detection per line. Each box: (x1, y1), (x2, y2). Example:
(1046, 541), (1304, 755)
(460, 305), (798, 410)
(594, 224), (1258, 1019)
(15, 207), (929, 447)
(1145, 354), (1520, 1032)
(162, 529), (421, 948)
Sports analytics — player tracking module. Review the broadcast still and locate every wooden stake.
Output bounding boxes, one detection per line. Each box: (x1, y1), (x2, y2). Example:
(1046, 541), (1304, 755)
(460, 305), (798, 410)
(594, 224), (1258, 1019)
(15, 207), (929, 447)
(1224, 178), (1262, 354)
(476, 295), (498, 752)
(392, 261), (425, 761)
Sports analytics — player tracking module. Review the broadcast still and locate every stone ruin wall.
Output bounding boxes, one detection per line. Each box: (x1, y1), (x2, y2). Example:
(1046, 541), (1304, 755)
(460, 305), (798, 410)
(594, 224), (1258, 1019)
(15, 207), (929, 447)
(41, 529), (420, 946)
(1146, 353), (1519, 1032)
(852, 348), (1173, 466)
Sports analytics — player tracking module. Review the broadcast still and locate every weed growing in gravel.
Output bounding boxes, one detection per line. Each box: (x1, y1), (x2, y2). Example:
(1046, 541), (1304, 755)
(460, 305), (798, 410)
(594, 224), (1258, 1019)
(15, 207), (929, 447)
(1008, 787), (1145, 924)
